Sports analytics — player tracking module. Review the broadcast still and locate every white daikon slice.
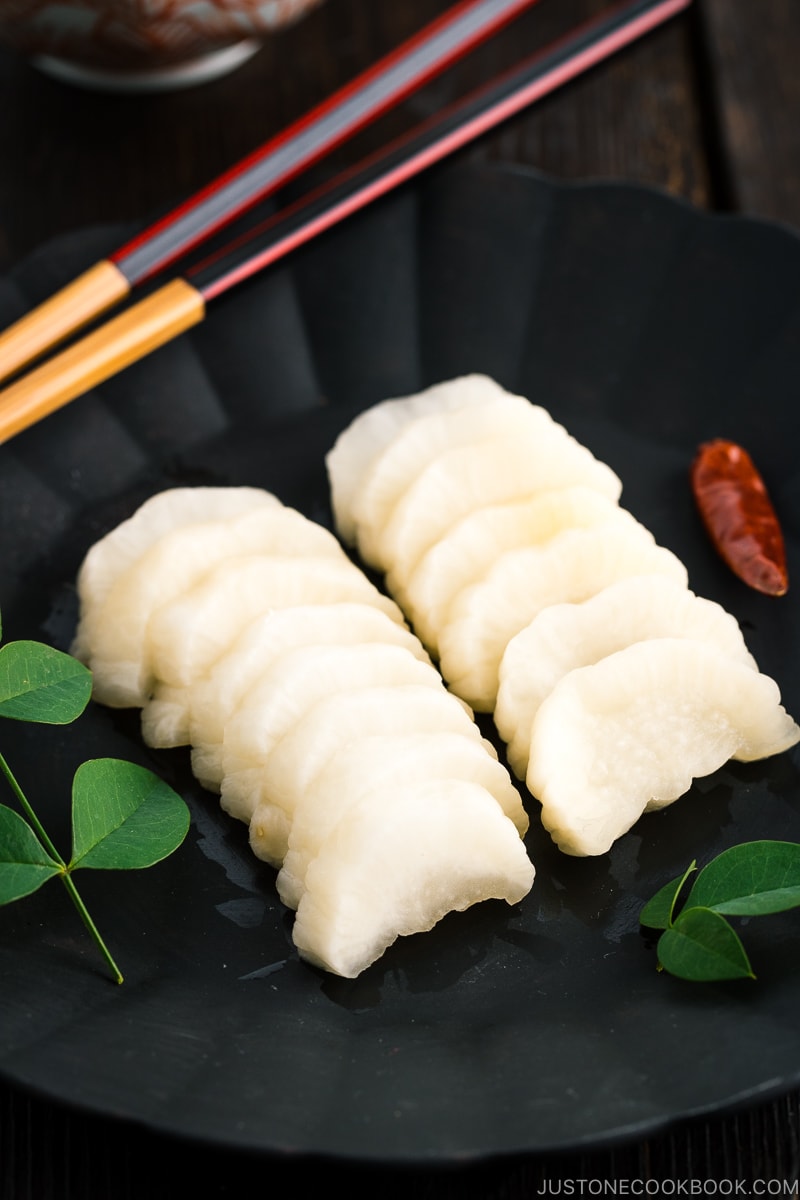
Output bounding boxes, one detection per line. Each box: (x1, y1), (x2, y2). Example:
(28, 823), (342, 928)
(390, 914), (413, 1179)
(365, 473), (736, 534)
(219, 643), (445, 828)
(291, 778), (534, 978)
(375, 428), (622, 583)
(326, 374), (512, 545)
(140, 683), (193, 751)
(277, 730), (528, 909)
(438, 524), (687, 711)
(527, 638), (800, 857)
(83, 505), (343, 708)
(496, 575), (758, 778)
(246, 684), (480, 866)
(396, 487), (637, 653)
(183, 604), (427, 786)
(352, 393), (552, 569)
(145, 554), (404, 692)
(72, 486), (277, 660)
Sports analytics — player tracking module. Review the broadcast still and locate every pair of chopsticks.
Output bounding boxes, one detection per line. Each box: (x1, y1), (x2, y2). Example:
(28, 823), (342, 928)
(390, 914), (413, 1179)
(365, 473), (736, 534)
(0, 0), (691, 444)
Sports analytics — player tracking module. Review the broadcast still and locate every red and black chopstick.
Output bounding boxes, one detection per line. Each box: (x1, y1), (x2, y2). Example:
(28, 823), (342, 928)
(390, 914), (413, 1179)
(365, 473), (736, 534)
(0, 0), (691, 444)
(0, 0), (541, 385)
(192, 0), (690, 301)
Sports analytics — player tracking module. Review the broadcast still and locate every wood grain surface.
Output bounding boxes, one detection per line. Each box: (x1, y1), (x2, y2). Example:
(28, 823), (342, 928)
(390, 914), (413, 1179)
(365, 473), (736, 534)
(0, 0), (713, 267)
(700, 0), (800, 225)
(1, 1), (799, 1195)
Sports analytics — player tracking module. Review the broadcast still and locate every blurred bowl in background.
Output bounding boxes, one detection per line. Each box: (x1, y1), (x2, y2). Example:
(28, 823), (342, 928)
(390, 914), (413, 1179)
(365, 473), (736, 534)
(0, 0), (327, 92)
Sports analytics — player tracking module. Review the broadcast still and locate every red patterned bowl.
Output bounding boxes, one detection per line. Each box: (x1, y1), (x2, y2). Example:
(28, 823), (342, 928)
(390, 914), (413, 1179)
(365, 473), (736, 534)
(0, 0), (327, 91)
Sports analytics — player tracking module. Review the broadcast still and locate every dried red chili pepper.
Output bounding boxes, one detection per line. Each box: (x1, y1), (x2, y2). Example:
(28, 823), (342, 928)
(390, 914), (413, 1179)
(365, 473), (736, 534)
(690, 438), (788, 596)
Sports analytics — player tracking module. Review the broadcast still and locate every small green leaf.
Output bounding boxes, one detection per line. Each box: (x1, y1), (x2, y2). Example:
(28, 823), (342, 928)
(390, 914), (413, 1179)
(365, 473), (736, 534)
(657, 907), (755, 981)
(640, 876), (683, 930)
(0, 641), (92, 724)
(0, 804), (62, 903)
(640, 860), (697, 929)
(70, 758), (190, 871)
(685, 840), (800, 917)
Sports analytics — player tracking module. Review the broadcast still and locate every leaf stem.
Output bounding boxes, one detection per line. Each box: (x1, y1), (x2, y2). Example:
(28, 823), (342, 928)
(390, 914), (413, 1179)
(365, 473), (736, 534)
(59, 871), (123, 985)
(0, 748), (64, 865)
(667, 859), (698, 927)
(0, 745), (123, 984)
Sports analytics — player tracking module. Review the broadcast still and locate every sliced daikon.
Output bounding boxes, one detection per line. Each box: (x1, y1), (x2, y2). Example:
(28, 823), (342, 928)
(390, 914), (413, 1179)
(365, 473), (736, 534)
(141, 555), (405, 748)
(352, 393), (552, 568)
(375, 428), (622, 582)
(184, 603), (428, 787)
(277, 730), (528, 910)
(246, 683), (480, 866)
(438, 524), (687, 711)
(219, 643), (445, 829)
(140, 683), (194, 751)
(72, 486), (277, 660)
(82, 505), (344, 708)
(145, 553), (404, 695)
(496, 575), (759, 778)
(326, 374), (513, 545)
(291, 778), (534, 978)
(527, 638), (800, 857)
(396, 487), (638, 653)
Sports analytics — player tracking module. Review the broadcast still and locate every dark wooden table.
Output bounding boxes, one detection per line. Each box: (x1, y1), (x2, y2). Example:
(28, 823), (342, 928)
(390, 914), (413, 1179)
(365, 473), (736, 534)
(1, 1), (799, 1195)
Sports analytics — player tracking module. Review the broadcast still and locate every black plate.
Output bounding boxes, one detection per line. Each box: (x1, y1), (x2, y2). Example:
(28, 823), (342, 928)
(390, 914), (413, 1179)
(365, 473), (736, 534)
(1, 161), (800, 1164)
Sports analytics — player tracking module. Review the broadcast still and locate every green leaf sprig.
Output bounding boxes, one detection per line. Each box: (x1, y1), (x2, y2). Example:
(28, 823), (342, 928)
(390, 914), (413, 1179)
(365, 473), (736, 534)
(640, 840), (800, 982)
(0, 615), (190, 983)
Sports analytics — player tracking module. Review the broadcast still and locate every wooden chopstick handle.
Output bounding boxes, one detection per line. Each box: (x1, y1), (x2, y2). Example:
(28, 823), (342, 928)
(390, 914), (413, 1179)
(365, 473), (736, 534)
(0, 278), (205, 444)
(0, 260), (131, 385)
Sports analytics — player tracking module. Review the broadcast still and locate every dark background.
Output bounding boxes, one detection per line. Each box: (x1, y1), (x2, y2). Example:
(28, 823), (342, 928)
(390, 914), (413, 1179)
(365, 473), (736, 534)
(1, 1), (799, 1194)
